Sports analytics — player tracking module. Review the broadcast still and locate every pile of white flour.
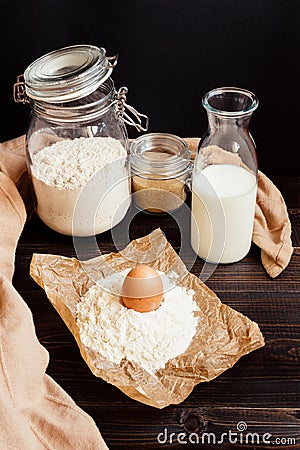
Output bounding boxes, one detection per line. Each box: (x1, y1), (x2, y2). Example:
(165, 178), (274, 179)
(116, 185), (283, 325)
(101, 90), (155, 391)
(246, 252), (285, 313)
(76, 269), (199, 373)
(31, 136), (130, 236)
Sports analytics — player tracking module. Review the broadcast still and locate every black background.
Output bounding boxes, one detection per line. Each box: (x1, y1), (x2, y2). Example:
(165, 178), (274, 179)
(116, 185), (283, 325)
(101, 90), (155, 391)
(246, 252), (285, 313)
(1, 0), (299, 174)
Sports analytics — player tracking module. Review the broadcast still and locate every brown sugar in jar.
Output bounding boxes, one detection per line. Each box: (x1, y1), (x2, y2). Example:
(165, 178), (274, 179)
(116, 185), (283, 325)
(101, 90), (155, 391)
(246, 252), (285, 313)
(130, 133), (191, 213)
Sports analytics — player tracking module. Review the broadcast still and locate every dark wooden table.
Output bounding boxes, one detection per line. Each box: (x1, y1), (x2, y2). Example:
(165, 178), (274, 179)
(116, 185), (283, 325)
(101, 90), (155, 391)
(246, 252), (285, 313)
(13, 175), (300, 449)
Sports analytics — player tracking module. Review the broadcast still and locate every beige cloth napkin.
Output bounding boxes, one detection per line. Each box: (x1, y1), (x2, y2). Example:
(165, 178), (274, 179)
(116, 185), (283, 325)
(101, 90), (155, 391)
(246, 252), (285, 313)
(184, 137), (294, 278)
(0, 135), (108, 449)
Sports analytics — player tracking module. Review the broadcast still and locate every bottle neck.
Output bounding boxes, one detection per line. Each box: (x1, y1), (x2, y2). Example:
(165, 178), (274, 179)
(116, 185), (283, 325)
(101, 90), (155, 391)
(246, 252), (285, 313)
(200, 112), (257, 175)
(207, 112), (252, 132)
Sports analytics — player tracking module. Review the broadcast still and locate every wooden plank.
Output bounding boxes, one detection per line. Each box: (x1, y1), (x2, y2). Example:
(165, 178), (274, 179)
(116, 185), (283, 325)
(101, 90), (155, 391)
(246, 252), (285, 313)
(80, 406), (300, 449)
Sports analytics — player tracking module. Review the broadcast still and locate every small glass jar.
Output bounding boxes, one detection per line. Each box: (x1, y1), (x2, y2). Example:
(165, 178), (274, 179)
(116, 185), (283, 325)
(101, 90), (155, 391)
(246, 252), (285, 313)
(14, 44), (148, 236)
(191, 87), (258, 264)
(130, 133), (191, 213)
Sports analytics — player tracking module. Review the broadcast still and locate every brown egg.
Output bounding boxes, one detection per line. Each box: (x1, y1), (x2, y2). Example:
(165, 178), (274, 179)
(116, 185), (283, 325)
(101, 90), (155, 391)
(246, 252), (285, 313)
(121, 265), (164, 313)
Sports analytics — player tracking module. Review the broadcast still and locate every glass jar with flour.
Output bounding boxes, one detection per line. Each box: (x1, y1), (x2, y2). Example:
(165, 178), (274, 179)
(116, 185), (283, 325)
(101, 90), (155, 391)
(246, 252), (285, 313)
(191, 87), (258, 264)
(14, 44), (148, 236)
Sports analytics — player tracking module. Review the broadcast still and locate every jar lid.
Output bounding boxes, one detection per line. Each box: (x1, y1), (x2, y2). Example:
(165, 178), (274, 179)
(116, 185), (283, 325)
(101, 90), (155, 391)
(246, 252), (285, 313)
(130, 133), (191, 179)
(23, 44), (117, 103)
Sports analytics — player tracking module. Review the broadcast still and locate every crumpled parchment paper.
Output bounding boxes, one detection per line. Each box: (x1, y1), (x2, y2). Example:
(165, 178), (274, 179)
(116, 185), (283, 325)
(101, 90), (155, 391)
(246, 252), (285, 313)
(30, 228), (265, 409)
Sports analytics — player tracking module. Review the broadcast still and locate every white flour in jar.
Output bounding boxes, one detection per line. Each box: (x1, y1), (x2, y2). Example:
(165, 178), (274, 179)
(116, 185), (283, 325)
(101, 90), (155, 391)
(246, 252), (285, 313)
(76, 269), (199, 373)
(30, 136), (130, 236)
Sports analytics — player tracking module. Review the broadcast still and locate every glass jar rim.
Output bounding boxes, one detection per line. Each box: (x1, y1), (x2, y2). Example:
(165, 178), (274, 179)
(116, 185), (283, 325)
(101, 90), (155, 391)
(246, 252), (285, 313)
(202, 87), (259, 117)
(31, 78), (116, 123)
(130, 133), (191, 178)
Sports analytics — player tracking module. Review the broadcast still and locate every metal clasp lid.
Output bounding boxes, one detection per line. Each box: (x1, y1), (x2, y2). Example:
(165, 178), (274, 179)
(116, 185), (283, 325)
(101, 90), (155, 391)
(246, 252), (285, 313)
(13, 74), (29, 104)
(13, 45), (119, 104)
(105, 54), (118, 69)
(116, 87), (149, 132)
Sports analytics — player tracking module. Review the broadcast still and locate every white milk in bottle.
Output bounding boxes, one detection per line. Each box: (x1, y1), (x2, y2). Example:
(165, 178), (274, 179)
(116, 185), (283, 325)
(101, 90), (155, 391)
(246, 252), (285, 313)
(191, 164), (257, 264)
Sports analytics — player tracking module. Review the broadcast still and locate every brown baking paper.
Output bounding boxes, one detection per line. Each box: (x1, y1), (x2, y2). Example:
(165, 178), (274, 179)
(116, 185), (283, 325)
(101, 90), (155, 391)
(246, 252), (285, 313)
(30, 228), (265, 409)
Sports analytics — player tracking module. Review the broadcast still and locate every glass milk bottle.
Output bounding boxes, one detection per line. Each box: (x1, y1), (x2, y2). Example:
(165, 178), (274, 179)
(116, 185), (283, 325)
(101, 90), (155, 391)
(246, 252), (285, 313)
(191, 87), (259, 264)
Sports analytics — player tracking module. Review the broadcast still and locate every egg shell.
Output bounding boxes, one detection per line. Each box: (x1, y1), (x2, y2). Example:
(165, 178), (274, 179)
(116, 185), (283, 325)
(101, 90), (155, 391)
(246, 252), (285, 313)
(121, 265), (164, 313)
